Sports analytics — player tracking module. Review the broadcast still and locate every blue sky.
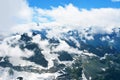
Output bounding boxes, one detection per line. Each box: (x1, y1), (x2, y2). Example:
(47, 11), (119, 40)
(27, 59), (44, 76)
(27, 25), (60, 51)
(27, 0), (120, 9)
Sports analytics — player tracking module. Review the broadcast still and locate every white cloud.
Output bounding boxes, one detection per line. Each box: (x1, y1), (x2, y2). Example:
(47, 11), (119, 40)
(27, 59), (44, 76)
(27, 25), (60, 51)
(0, 0), (33, 33)
(36, 4), (120, 29)
(0, 1), (120, 34)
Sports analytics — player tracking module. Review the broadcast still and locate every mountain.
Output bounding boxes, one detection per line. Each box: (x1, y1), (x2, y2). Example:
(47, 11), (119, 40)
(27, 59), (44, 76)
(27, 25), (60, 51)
(0, 25), (120, 80)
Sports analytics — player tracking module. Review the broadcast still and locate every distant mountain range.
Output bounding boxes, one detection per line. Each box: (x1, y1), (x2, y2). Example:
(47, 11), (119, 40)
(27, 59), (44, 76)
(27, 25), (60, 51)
(0, 25), (120, 80)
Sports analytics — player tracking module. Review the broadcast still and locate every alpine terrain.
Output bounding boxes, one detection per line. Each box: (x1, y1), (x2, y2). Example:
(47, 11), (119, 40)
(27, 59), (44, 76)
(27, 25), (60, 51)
(0, 23), (120, 80)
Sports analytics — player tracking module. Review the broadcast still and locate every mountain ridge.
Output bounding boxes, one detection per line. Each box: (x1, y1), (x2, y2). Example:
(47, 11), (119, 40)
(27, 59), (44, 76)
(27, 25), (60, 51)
(0, 25), (120, 80)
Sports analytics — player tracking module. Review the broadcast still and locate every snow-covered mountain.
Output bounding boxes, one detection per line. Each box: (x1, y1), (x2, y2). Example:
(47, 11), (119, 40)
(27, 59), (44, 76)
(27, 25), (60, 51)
(0, 24), (120, 80)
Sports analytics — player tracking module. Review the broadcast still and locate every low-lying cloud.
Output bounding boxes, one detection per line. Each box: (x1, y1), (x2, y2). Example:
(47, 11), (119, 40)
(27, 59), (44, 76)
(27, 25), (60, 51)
(0, 0), (120, 34)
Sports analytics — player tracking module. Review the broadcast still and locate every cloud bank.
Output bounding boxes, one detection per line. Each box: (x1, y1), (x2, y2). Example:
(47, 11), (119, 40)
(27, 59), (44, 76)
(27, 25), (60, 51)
(0, 0), (120, 34)
(36, 4), (120, 28)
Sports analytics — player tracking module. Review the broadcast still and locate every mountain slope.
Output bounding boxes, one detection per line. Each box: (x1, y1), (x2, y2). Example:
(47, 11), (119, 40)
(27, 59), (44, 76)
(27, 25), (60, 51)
(0, 25), (120, 80)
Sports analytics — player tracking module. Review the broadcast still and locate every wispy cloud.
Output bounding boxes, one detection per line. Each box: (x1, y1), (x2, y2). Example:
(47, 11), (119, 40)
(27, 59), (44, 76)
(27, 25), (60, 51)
(111, 0), (120, 2)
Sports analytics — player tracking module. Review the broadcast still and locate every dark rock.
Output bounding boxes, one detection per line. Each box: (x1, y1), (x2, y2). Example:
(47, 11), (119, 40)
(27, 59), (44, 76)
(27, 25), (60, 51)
(58, 51), (73, 61)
